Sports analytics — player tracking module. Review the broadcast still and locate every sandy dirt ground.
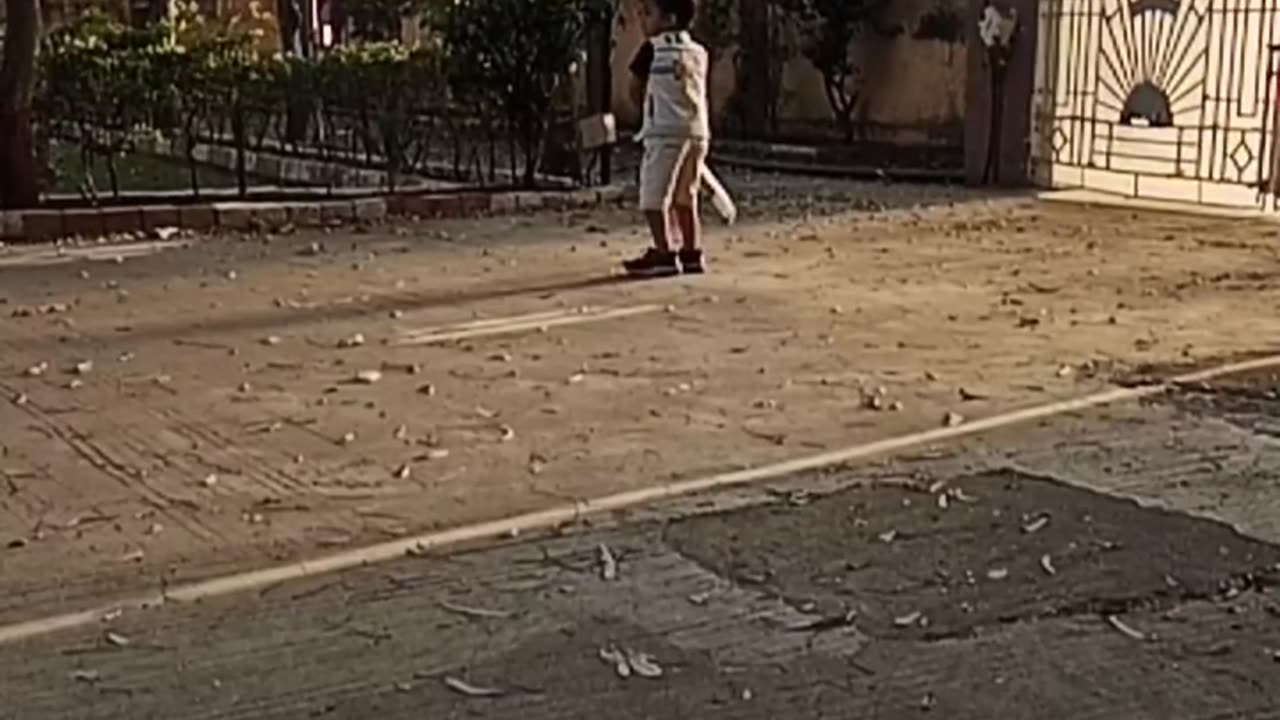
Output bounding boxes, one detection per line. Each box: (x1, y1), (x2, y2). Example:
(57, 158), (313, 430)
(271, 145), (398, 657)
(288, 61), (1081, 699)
(2, 175), (1279, 626)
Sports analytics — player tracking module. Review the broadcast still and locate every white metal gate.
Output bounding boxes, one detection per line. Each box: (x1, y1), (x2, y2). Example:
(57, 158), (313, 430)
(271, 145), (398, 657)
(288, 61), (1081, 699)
(1031, 0), (1280, 207)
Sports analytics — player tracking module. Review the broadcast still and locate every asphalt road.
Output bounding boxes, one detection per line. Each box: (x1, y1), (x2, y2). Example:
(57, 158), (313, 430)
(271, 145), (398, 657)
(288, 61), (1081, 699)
(5, 364), (1280, 719)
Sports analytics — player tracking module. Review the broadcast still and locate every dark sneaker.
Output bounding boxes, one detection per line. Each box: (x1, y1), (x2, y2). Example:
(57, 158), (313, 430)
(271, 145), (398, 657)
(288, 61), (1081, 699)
(678, 249), (706, 274)
(623, 248), (679, 278)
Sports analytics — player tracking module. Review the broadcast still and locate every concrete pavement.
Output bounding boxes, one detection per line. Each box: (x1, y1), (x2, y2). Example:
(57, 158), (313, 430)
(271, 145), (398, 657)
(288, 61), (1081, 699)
(5, 369), (1280, 718)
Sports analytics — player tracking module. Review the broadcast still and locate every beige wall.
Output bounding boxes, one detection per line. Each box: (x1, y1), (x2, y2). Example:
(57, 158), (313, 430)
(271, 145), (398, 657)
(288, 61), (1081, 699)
(612, 0), (966, 144)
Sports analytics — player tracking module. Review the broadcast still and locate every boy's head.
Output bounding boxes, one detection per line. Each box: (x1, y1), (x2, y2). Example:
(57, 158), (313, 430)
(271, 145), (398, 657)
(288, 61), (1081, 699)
(642, 0), (696, 35)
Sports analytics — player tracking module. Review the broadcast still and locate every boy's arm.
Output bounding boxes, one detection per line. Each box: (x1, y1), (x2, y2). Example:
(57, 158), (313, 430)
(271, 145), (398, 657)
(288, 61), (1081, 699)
(627, 41), (654, 112)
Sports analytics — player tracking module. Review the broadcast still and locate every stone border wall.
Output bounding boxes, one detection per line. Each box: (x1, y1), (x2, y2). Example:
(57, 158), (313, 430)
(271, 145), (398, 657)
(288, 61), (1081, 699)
(0, 186), (626, 243)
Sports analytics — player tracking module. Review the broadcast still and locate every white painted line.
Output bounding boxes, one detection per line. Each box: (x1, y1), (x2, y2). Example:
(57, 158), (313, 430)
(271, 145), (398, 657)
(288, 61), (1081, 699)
(393, 304), (664, 346)
(399, 308), (583, 337)
(2, 352), (1278, 646)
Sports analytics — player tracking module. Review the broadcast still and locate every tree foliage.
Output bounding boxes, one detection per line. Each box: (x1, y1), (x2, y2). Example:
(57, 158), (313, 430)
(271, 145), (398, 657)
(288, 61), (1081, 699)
(33, 0), (602, 197)
(427, 0), (611, 185)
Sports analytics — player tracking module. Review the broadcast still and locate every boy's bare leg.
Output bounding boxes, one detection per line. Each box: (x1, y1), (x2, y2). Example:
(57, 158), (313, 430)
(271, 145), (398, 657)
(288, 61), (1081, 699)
(673, 202), (700, 251)
(645, 209), (673, 251)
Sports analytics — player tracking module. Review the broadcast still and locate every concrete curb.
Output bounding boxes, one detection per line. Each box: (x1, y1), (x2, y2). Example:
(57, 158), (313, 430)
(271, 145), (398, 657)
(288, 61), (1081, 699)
(0, 186), (627, 244)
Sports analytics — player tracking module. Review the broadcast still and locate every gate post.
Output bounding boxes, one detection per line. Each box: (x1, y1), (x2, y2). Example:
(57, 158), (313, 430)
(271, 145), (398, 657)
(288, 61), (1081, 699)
(965, 0), (1040, 186)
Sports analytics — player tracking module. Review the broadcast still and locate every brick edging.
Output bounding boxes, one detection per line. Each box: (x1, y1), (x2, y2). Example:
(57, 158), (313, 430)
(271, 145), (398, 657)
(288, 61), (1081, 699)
(0, 186), (626, 244)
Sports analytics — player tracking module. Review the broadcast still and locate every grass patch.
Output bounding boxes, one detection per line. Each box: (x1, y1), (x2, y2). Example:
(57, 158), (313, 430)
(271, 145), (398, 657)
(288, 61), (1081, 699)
(48, 142), (244, 195)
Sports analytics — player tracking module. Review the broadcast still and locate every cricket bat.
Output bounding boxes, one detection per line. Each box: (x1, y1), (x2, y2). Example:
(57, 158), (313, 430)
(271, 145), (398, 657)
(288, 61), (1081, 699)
(701, 163), (737, 225)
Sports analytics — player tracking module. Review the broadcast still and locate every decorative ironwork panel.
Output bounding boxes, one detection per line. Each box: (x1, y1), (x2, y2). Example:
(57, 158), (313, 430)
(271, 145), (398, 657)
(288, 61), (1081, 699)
(1034, 0), (1280, 199)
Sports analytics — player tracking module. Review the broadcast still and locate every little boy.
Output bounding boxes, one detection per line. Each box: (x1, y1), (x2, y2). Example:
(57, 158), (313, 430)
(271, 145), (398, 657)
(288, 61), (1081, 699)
(624, 0), (710, 277)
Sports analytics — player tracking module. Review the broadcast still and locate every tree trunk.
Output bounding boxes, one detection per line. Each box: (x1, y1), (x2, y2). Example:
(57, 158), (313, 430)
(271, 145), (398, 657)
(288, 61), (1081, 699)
(0, 0), (43, 209)
(737, 0), (770, 139)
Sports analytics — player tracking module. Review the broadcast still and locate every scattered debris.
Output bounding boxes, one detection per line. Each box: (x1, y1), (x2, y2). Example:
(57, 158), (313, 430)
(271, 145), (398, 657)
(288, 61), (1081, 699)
(339, 431), (358, 446)
(416, 383), (436, 396)
(877, 529), (898, 544)
(394, 464), (412, 480)
(337, 333), (366, 349)
(498, 425), (516, 442)
(1022, 515), (1050, 534)
(104, 631), (130, 648)
(599, 645), (663, 680)
(943, 411), (965, 427)
(598, 543), (619, 580)
(201, 474), (218, 488)
(73, 360), (94, 375)
(958, 387), (987, 401)
(70, 669), (100, 684)
(443, 676), (505, 698)
(1056, 364), (1074, 378)
(24, 362), (49, 377)
(986, 567), (1009, 581)
(261, 336), (282, 346)
(1106, 615), (1146, 641)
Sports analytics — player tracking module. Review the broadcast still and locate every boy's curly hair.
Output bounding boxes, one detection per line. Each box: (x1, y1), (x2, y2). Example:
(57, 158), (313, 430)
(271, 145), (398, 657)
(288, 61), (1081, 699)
(655, 0), (697, 29)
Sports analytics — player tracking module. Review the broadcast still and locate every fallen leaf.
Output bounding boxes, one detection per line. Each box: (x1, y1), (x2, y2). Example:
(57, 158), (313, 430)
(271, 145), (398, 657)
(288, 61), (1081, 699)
(599, 646), (632, 678)
(1040, 554), (1056, 575)
(1106, 615), (1146, 641)
(355, 369), (383, 385)
(894, 611), (923, 628)
(439, 600), (514, 619)
(626, 650), (663, 678)
(598, 543), (619, 580)
(443, 676), (505, 697)
(1022, 515), (1050, 534)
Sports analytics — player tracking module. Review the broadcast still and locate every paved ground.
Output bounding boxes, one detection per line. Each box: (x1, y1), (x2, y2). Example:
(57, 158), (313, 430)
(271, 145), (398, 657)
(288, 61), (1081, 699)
(5, 370), (1280, 719)
(4, 173), (1280, 717)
